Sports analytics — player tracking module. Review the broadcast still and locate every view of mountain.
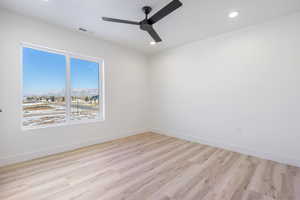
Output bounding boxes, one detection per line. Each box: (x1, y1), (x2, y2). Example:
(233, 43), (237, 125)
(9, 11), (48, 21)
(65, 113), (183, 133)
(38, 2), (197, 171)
(24, 88), (99, 97)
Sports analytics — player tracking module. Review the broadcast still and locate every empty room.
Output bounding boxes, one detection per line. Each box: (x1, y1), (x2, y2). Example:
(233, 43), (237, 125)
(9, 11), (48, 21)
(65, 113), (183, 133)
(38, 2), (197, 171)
(0, 0), (300, 199)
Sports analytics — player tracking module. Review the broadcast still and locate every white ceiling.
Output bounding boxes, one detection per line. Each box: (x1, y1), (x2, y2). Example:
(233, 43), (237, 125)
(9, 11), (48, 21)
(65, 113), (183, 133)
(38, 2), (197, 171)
(1, 0), (300, 54)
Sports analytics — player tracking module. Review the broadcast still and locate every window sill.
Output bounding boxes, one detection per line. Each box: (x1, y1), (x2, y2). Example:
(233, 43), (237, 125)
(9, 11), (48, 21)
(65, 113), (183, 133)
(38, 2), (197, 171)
(22, 118), (105, 131)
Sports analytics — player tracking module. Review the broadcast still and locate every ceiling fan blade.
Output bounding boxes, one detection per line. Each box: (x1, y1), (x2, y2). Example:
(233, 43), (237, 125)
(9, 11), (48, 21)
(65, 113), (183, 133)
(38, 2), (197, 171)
(146, 27), (162, 43)
(148, 0), (182, 25)
(102, 17), (140, 25)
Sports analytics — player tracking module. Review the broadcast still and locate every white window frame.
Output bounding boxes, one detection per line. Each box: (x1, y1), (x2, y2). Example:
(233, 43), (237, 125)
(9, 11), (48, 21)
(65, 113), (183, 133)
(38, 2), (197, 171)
(21, 43), (105, 130)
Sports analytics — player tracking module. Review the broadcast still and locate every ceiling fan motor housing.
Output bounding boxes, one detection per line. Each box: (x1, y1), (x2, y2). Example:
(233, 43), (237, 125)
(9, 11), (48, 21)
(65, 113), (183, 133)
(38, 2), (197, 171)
(140, 20), (152, 31)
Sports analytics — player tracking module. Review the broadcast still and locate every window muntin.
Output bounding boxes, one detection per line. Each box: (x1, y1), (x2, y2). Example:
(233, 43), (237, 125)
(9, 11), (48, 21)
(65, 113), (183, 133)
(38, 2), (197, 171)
(22, 45), (104, 129)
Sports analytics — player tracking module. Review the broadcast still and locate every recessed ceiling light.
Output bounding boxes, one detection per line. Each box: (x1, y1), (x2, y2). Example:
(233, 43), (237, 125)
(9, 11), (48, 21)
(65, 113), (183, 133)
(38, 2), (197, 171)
(150, 41), (156, 46)
(228, 11), (239, 18)
(42, 0), (49, 2)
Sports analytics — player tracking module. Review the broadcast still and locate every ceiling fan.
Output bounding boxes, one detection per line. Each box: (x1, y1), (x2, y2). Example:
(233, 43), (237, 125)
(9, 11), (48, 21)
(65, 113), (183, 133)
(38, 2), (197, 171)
(102, 0), (183, 43)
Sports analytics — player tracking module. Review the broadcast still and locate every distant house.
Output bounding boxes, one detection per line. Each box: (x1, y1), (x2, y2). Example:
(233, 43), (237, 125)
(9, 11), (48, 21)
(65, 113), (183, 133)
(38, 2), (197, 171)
(90, 95), (99, 103)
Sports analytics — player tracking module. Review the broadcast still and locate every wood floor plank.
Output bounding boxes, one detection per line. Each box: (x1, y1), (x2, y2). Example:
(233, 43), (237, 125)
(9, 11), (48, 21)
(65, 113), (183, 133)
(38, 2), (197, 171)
(181, 152), (241, 200)
(0, 136), (174, 195)
(0, 132), (299, 200)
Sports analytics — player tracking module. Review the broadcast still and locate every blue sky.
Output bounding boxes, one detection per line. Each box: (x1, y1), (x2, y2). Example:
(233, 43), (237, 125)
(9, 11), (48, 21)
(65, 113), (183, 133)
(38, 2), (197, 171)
(23, 47), (99, 96)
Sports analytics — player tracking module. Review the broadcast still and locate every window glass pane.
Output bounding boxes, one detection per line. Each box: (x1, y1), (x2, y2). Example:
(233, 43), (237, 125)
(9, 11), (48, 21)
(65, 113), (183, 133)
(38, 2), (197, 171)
(22, 47), (67, 128)
(70, 58), (100, 121)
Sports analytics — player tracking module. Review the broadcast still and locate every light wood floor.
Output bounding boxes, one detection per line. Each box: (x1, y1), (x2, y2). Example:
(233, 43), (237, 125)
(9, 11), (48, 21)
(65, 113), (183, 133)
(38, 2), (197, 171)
(0, 133), (299, 200)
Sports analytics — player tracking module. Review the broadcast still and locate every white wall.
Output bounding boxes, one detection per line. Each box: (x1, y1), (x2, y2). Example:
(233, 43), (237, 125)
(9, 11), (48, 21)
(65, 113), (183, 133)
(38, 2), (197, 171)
(1, 8), (300, 168)
(150, 13), (300, 167)
(0, 9), (150, 166)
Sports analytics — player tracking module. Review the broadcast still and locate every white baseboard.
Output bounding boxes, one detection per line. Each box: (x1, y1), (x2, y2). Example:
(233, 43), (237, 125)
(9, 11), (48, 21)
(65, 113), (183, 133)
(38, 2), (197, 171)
(151, 128), (300, 168)
(2, 128), (299, 168)
(0, 129), (150, 167)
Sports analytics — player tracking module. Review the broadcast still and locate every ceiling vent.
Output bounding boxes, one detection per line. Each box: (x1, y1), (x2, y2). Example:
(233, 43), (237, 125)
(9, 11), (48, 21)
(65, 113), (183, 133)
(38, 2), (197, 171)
(78, 27), (88, 32)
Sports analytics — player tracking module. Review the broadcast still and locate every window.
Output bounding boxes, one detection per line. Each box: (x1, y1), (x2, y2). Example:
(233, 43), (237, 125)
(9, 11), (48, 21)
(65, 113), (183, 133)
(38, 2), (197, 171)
(22, 44), (104, 129)
(70, 57), (101, 121)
